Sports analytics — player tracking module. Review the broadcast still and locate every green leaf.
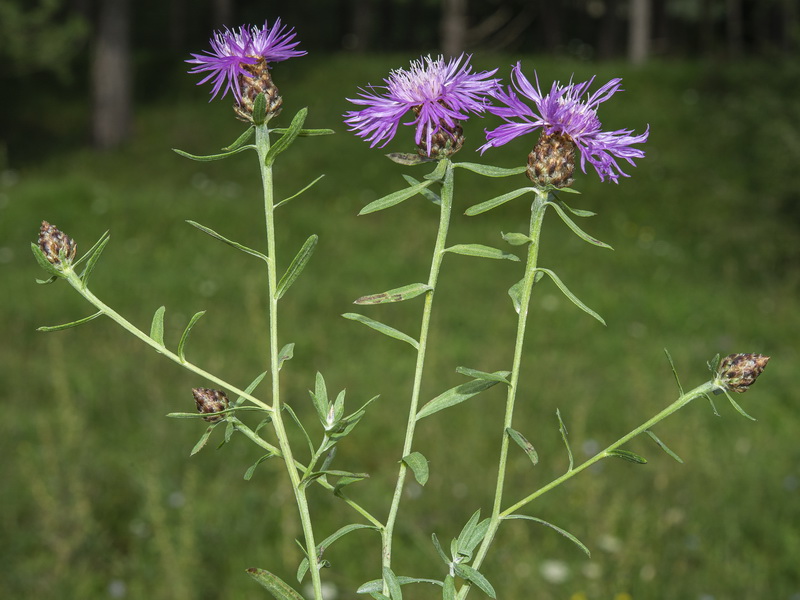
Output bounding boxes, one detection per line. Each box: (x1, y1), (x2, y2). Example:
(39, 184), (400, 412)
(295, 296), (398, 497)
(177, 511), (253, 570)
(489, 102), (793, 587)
(443, 575), (456, 600)
(244, 453), (275, 480)
(274, 175), (325, 210)
(430, 533), (450, 565)
(342, 313), (419, 350)
(535, 268), (606, 325)
(501, 231), (531, 246)
(265, 107), (307, 165)
(172, 145), (253, 161)
(444, 244), (519, 261)
(190, 425), (215, 456)
(357, 577), (443, 594)
(297, 524), (378, 583)
(664, 348), (684, 395)
(271, 127), (334, 137)
(246, 568), (306, 600)
(504, 515), (591, 557)
(549, 201), (613, 249)
(311, 371), (329, 422)
(402, 174), (441, 205)
(37, 311), (103, 332)
(416, 373), (509, 420)
(31, 242), (63, 278)
(454, 162), (528, 177)
(506, 427), (539, 465)
(402, 452), (429, 486)
(278, 343), (295, 371)
(331, 471), (370, 494)
(425, 159), (449, 181)
(556, 408), (574, 471)
(383, 567), (402, 600)
(355, 282), (432, 305)
(646, 430), (684, 463)
(556, 199), (594, 217)
(607, 449), (648, 464)
(150, 306), (166, 347)
(78, 232), (110, 288)
(235, 370), (269, 408)
(508, 272), (544, 314)
(723, 388), (758, 421)
(276, 234), (318, 299)
(223, 126), (255, 151)
(359, 179), (435, 215)
(368, 593), (392, 600)
(454, 367), (510, 384)
(453, 564), (496, 599)
(386, 152), (433, 166)
(178, 311), (206, 363)
(283, 404), (314, 456)
(186, 220), (269, 263)
(35, 275), (58, 285)
(464, 187), (533, 216)
(455, 510), (490, 559)
(72, 230), (109, 270)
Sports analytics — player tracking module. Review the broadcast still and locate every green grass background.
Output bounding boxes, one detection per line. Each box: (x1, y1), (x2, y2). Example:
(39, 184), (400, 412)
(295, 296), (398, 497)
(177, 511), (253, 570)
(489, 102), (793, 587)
(2, 54), (799, 599)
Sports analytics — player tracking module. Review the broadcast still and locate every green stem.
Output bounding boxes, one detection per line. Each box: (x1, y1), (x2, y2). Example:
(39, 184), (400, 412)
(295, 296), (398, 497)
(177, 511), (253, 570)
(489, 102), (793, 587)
(255, 123), (323, 600)
(381, 159), (454, 580)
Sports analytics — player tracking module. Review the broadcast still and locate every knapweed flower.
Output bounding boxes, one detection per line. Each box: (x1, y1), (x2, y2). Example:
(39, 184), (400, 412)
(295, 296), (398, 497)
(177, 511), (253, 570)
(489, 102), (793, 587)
(192, 388), (230, 422)
(38, 221), (76, 267)
(345, 54), (500, 159)
(186, 19), (305, 120)
(715, 353), (770, 393)
(480, 63), (649, 185)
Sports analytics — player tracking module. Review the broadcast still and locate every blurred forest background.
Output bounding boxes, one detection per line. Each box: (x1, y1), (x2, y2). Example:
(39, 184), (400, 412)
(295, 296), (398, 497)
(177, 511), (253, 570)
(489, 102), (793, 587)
(2, 1), (799, 599)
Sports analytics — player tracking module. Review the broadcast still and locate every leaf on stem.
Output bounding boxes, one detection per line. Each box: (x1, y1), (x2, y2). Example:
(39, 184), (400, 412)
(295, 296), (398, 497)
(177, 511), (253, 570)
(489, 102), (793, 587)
(663, 348), (684, 395)
(383, 567), (403, 600)
(246, 568), (306, 600)
(358, 179), (436, 216)
(535, 268), (606, 325)
(430, 533), (450, 566)
(501, 231), (531, 246)
(386, 152), (434, 166)
(556, 408), (574, 471)
(455, 510), (490, 559)
(186, 220), (269, 263)
(342, 313), (419, 350)
(283, 403), (314, 456)
(234, 370), (269, 408)
(555, 198), (594, 217)
(504, 515), (591, 557)
(402, 452), (429, 486)
(37, 311), (104, 332)
(402, 174), (441, 205)
(271, 127), (334, 137)
(277, 343), (295, 371)
(416, 372), (509, 420)
(506, 427), (539, 465)
(223, 126), (255, 151)
(243, 453), (275, 480)
(274, 175), (325, 210)
(177, 311), (206, 363)
(190, 425), (216, 456)
(311, 371), (329, 423)
(150, 306), (166, 347)
(464, 187), (534, 216)
(79, 231), (111, 288)
(453, 564), (496, 599)
(444, 244), (520, 261)
(297, 523), (379, 582)
(354, 282), (432, 305)
(453, 162), (528, 178)
(454, 367), (510, 384)
(265, 107), (308, 166)
(548, 201), (612, 249)
(357, 578), (443, 595)
(645, 430), (684, 463)
(276, 234), (318, 299)
(722, 388), (758, 421)
(606, 449), (648, 464)
(172, 145), (253, 161)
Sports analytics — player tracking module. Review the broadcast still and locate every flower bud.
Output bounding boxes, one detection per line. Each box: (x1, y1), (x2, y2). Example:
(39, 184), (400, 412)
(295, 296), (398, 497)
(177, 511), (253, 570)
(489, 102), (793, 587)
(715, 353), (770, 393)
(38, 221), (77, 266)
(233, 59), (283, 123)
(192, 387), (229, 422)
(527, 132), (576, 188)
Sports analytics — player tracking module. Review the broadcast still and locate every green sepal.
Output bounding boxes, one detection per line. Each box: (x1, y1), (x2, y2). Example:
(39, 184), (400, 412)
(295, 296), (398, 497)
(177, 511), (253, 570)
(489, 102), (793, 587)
(246, 568), (306, 600)
(386, 152), (433, 166)
(383, 567), (403, 600)
(244, 453), (275, 480)
(150, 306), (166, 347)
(646, 430), (684, 463)
(464, 187), (533, 216)
(223, 126), (255, 151)
(276, 234), (318, 300)
(416, 372), (510, 420)
(556, 408), (574, 471)
(190, 425), (215, 456)
(177, 311), (206, 363)
(443, 575), (456, 600)
(342, 313), (419, 350)
(235, 370), (269, 408)
(402, 452), (429, 486)
(444, 244), (519, 262)
(357, 577), (443, 595)
(504, 514), (591, 557)
(549, 201), (613, 249)
(274, 175), (325, 210)
(354, 282), (432, 305)
(186, 220), (269, 263)
(31, 242), (63, 278)
(454, 367), (510, 384)
(359, 179), (435, 215)
(453, 162), (528, 178)
(453, 564), (496, 599)
(265, 107), (307, 166)
(270, 127), (334, 137)
(251, 93), (267, 125)
(37, 310), (103, 332)
(277, 343), (295, 371)
(607, 449), (648, 464)
(172, 145), (253, 161)
(535, 268), (606, 325)
(297, 524), (378, 583)
(402, 174), (441, 205)
(501, 232), (531, 246)
(506, 427), (539, 465)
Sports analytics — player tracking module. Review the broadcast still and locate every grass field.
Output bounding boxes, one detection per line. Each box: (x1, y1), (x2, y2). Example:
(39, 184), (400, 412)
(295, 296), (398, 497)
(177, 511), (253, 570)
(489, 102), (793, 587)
(2, 54), (799, 600)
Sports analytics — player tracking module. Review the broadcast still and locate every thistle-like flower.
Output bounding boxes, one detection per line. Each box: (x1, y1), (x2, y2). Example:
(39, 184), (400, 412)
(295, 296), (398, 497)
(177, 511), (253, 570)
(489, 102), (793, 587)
(186, 19), (306, 120)
(192, 388), (230, 422)
(715, 354), (770, 393)
(480, 63), (649, 184)
(344, 54), (500, 159)
(38, 221), (76, 266)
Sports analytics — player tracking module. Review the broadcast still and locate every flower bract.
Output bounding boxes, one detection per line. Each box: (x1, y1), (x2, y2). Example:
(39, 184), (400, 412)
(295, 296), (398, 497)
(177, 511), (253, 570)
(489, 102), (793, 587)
(480, 63), (649, 183)
(344, 54), (500, 157)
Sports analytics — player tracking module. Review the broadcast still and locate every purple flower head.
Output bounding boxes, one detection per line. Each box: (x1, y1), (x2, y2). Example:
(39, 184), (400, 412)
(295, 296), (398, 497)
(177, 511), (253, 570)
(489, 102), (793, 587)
(187, 18), (306, 102)
(480, 63), (649, 183)
(345, 54), (500, 157)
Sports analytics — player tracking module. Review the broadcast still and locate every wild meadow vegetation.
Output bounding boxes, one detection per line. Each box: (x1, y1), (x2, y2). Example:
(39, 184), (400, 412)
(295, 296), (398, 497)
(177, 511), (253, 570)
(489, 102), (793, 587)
(2, 54), (799, 599)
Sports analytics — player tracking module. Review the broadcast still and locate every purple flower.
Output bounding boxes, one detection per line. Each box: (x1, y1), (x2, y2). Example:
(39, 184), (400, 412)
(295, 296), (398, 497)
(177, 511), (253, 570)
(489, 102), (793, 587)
(480, 63), (649, 183)
(345, 54), (500, 157)
(187, 19), (305, 102)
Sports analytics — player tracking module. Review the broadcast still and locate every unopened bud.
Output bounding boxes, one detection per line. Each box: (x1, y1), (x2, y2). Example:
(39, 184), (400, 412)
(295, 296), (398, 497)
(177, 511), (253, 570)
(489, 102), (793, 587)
(715, 354), (770, 393)
(192, 387), (229, 422)
(527, 132), (576, 188)
(38, 221), (77, 266)
(233, 58), (283, 122)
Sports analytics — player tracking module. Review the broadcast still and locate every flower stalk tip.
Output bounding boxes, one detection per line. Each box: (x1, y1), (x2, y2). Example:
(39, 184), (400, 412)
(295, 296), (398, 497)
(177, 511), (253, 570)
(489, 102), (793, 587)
(715, 353), (770, 393)
(38, 221), (76, 266)
(192, 387), (230, 422)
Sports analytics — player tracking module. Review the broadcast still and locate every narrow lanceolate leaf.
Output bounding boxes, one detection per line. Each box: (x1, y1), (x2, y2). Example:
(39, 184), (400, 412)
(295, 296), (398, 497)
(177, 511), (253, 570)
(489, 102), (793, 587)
(402, 174), (441, 205)
(386, 152), (433, 166)
(606, 449), (648, 464)
(723, 389), (758, 421)
(557, 199), (594, 218)
(235, 370), (269, 408)
(357, 578), (443, 595)
(453, 565), (496, 599)
(178, 311), (206, 362)
(190, 425), (215, 456)
(453, 162), (528, 178)
(311, 371), (329, 423)
(72, 230), (109, 271)
(464, 187), (534, 216)
(359, 179), (435, 215)
(271, 127), (334, 137)
(416, 373), (509, 420)
(504, 515), (591, 557)
(443, 575), (456, 600)
(277, 343), (295, 371)
(355, 283), (432, 305)
(342, 313), (419, 350)
(276, 235), (318, 299)
(264, 107), (308, 166)
(506, 427), (539, 465)
(646, 430), (684, 463)
(455, 367), (510, 384)
(535, 268), (606, 325)
(79, 233), (111, 289)
(425, 159), (449, 181)
(223, 126), (255, 151)
(150, 306), (166, 347)
(244, 453), (274, 480)
(246, 568), (306, 600)
(172, 145), (253, 161)
(456, 510), (490, 558)
(549, 202), (613, 249)
(556, 408), (574, 471)
(501, 231), (531, 246)
(186, 220), (269, 263)
(402, 452), (429, 486)
(37, 311), (103, 332)
(444, 244), (519, 262)
(297, 524), (378, 583)
(383, 567), (403, 600)
(664, 348), (684, 395)
(274, 175), (325, 210)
